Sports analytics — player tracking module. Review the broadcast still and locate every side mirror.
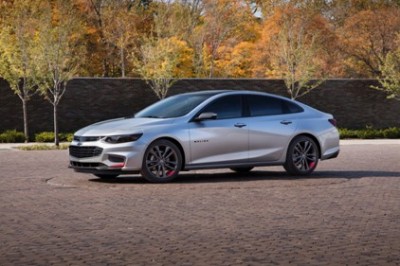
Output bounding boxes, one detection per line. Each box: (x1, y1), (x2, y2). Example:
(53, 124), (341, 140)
(195, 112), (217, 121)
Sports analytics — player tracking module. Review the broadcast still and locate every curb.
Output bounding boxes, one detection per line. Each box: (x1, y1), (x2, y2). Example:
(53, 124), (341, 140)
(340, 139), (400, 145)
(0, 142), (70, 150)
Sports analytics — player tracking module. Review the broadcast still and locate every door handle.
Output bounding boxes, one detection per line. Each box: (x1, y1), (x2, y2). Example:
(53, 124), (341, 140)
(234, 123), (247, 128)
(280, 120), (292, 125)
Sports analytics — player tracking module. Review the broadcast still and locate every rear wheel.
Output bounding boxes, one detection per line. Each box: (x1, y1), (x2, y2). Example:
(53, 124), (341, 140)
(284, 136), (319, 175)
(141, 139), (182, 183)
(94, 174), (118, 179)
(230, 167), (254, 173)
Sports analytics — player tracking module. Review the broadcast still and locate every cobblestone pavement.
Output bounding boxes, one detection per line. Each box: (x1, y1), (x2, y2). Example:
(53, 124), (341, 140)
(0, 142), (399, 265)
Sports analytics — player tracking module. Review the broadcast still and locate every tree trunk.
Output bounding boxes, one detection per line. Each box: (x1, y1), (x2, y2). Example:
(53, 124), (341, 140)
(22, 99), (29, 142)
(120, 47), (125, 77)
(54, 104), (59, 146)
(209, 54), (215, 78)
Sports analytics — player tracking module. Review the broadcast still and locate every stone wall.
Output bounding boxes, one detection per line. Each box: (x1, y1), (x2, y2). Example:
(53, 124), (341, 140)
(1, 78), (399, 136)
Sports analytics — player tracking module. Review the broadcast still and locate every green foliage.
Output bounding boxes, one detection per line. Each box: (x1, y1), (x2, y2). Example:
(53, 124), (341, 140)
(35, 131), (54, 142)
(339, 127), (400, 139)
(0, 0), (43, 96)
(0, 130), (26, 143)
(60, 133), (74, 142)
(338, 128), (359, 139)
(35, 132), (73, 143)
(0, 130), (72, 143)
(372, 48), (400, 100)
(132, 36), (193, 99)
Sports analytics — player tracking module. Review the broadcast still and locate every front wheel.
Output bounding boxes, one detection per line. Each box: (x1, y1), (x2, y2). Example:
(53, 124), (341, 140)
(141, 139), (182, 183)
(284, 136), (319, 175)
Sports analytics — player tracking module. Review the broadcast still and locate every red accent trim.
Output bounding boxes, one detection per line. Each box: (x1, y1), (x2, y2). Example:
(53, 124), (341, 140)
(110, 163), (125, 168)
(167, 170), (175, 177)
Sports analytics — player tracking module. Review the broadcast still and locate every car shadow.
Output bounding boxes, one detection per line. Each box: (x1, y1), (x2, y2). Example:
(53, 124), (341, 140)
(89, 170), (400, 184)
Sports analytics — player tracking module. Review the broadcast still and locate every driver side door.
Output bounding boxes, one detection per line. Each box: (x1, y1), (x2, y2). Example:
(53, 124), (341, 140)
(188, 95), (249, 166)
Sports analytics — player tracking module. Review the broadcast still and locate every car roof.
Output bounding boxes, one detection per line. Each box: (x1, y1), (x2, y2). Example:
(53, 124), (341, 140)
(179, 90), (230, 96)
(180, 90), (291, 101)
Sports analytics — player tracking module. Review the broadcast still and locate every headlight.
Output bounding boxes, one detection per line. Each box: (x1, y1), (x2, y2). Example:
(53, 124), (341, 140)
(104, 133), (143, 144)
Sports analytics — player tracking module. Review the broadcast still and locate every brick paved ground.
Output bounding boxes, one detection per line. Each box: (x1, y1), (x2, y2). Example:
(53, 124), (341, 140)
(0, 142), (399, 265)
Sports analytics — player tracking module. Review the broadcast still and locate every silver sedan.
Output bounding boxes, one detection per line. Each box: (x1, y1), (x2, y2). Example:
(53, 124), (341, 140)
(69, 90), (340, 182)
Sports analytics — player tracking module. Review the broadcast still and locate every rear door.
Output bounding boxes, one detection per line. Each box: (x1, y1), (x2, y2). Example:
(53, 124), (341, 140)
(246, 95), (301, 162)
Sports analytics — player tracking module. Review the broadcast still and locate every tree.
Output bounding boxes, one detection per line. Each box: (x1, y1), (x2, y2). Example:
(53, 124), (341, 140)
(255, 5), (331, 99)
(248, 0), (328, 19)
(193, 0), (254, 77)
(102, 1), (140, 77)
(35, 0), (85, 146)
(373, 47), (400, 100)
(215, 41), (256, 77)
(151, 0), (201, 40)
(133, 36), (193, 99)
(325, 0), (400, 27)
(339, 7), (400, 77)
(131, 1), (195, 98)
(0, 0), (43, 141)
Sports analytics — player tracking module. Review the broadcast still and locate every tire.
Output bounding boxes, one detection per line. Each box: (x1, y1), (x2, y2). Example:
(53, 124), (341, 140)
(284, 136), (319, 176)
(230, 167), (254, 173)
(94, 174), (118, 179)
(141, 139), (182, 183)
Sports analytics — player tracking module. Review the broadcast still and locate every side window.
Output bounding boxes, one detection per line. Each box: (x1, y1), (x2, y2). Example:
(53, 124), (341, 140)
(247, 95), (304, 116)
(201, 95), (242, 119)
(247, 95), (285, 116)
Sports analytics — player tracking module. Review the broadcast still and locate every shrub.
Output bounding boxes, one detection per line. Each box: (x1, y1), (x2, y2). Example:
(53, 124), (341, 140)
(339, 128), (358, 139)
(35, 132), (55, 142)
(358, 129), (384, 139)
(0, 130), (26, 143)
(60, 133), (74, 142)
(339, 127), (400, 139)
(35, 132), (74, 142)
(382, 127), (400, 138)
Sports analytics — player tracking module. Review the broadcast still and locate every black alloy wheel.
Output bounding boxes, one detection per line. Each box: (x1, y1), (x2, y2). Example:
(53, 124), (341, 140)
(284, 136), (319, 175)
(141, 139), (182, 183)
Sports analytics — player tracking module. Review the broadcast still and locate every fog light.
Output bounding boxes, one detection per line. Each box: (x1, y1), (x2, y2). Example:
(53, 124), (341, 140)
(108, 155), (125, 163)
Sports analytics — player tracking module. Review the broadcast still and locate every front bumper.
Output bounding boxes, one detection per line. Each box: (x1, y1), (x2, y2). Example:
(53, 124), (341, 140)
(68, 139), (146, 175)
(68, 163), (139, 175)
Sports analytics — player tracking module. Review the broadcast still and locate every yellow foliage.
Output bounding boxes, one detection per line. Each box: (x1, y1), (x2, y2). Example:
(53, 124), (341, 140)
(133, 36), (194, 79)
(215, 42), (256, 77)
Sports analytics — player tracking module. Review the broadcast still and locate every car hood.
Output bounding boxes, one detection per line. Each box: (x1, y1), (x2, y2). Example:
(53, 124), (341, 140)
(75, 117), (173, 136)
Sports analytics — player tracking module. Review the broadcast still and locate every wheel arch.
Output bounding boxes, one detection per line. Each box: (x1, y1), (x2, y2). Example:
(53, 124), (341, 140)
(290, 133), (322, 159)
(150, 137), (186, 170)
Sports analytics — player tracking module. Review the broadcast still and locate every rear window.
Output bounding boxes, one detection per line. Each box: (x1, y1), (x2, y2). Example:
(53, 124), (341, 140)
(247, 95), (303, 116)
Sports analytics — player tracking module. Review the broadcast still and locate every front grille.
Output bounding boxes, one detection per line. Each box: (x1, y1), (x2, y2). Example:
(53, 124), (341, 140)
(73, 136), (103, 142)
(69, 146), (103, 158)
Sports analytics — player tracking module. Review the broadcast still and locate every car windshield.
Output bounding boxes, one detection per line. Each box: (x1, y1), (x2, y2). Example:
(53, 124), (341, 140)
(135, 93), (216, 119)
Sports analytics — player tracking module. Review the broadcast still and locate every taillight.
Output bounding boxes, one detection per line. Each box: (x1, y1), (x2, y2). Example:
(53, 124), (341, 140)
(329, 118), (337, 127)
